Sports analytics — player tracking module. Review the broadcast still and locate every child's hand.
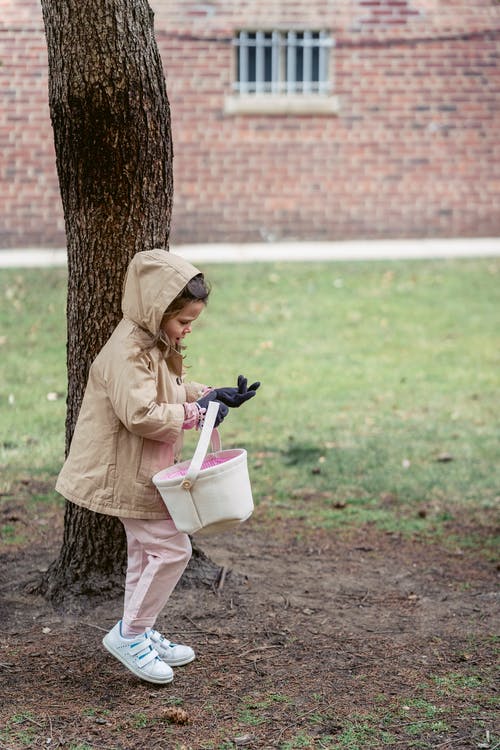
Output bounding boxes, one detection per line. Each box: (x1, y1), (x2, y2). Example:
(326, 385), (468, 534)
(214, 375), (260, 408)
(196, 392), (229, 427)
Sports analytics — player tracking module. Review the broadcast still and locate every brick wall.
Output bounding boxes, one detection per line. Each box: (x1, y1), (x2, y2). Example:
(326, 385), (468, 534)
(0, 0), (64, 247)
(1, 0), (499, 247)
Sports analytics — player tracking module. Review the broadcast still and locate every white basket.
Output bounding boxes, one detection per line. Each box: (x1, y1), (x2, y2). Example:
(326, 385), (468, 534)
(152, 401), (254, 535)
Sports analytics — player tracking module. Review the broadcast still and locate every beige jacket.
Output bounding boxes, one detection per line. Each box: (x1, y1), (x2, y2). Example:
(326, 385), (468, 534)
(55, 249), (206, 519)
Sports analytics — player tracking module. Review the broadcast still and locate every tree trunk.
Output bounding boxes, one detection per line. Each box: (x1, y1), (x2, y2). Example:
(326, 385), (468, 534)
(38, 0), (218, 607)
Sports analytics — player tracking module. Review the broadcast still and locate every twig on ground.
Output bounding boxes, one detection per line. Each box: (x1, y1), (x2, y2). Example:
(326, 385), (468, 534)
(184, 615), (220, 636)
(434, 737), (478, 748)
(79, 621), (108, 632)
(47, 714), (53, 743)
(18, 714), (45, 728)
(0, 577), (38, 591)
(216, 565), (228, 594)
(237, 644), (283, 659)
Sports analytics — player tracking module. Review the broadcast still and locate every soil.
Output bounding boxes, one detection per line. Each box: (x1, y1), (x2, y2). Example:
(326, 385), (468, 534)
(0, 498), (498, 750)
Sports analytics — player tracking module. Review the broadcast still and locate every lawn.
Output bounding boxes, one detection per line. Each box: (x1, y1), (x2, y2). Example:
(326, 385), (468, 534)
(0, 257), (499, 552)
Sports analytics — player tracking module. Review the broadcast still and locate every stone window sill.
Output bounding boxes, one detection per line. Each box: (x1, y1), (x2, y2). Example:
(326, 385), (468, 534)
(224, 94), (340, 116)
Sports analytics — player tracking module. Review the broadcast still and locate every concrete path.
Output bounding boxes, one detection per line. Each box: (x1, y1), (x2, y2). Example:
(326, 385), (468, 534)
(0, 237), (499, 267)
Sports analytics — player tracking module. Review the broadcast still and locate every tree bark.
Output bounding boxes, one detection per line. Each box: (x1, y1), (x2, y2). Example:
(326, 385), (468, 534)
(37, 0), (204, 606)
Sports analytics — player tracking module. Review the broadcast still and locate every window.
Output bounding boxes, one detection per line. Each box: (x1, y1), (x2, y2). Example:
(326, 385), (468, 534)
(233, 30), (332, 95)
(225, 30), (338, 115)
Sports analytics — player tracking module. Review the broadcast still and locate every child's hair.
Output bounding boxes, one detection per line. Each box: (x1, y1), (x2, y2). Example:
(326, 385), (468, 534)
(162, 273), (211, 322)
(145, 273), (210, 355)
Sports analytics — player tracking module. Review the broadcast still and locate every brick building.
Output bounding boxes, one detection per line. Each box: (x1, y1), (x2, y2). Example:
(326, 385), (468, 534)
(1, 0), (499, 248)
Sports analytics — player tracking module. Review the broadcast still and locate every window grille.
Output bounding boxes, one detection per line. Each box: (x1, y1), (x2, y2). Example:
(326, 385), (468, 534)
(233, 30), (332, 95)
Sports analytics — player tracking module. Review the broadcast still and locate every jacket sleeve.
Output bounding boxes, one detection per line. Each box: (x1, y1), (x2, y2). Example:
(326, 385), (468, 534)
(104, 352), (185, 443)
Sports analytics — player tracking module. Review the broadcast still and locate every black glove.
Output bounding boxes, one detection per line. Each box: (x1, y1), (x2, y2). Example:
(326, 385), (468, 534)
(214, 375), (261, 408)
(196, 391), (229, 427)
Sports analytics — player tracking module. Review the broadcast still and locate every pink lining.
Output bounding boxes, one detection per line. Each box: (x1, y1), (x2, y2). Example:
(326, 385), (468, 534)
(166, 455), (228, 479)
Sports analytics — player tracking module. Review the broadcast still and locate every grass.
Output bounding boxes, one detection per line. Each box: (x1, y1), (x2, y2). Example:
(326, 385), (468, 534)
(0, 269), (67, 481)
(204, 653), (498, 749)
(0, 258), (499, 552)
(326, 662), (499, 748)
(285, 657), (495, 749)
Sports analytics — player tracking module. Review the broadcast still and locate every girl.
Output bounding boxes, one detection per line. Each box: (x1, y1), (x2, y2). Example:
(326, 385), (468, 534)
(55, 249), (259, 684)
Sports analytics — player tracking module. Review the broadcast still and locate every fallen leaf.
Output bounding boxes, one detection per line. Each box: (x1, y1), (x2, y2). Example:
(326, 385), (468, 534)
(437, 452), (453, 462)
(292, 487), (314, 496)
(234, 734), (253, 746)
(380, 492), (397, 505)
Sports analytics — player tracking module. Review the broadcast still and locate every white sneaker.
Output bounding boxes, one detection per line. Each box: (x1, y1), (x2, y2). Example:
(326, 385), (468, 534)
(147, 628), (196, 667)
(102, 621), (174, 684)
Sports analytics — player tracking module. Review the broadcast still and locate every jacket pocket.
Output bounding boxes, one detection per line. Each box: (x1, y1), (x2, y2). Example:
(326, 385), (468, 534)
(137, 438), (155, 484)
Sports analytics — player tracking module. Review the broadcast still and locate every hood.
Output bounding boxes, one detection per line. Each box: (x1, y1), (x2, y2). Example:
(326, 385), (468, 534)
(121, 249), (202, 335)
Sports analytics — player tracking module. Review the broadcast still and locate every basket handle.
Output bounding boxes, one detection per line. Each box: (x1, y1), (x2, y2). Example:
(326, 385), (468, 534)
(182, 401), (221, 489)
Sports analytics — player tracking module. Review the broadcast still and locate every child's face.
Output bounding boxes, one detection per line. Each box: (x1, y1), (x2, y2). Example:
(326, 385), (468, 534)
(161, 300), (205, 347)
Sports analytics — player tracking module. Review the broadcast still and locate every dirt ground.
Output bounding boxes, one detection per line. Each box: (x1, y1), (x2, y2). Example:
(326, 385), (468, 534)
(0, 504), (498, 750)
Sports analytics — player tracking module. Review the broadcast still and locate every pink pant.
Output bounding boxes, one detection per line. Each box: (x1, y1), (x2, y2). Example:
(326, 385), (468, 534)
(119, 517), (192, 632)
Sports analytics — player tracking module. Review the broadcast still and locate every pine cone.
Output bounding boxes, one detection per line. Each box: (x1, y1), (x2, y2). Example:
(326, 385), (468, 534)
(161, 706), (190, 725)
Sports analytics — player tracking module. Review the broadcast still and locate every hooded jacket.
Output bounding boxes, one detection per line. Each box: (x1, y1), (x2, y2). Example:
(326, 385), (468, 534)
(55, 249), (207, 520)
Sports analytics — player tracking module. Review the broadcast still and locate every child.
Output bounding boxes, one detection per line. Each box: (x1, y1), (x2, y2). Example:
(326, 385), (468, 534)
(55, 249), (260, 684)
